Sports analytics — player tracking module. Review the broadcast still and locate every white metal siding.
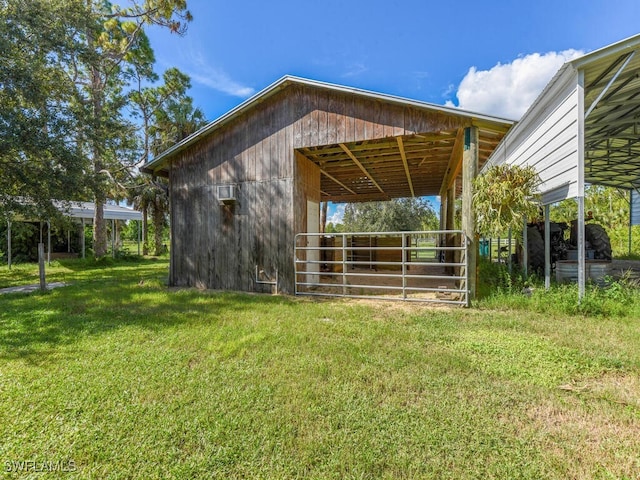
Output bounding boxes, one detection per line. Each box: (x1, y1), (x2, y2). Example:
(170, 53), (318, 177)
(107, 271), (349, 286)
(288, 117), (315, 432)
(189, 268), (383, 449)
(486, 69), (580, 205)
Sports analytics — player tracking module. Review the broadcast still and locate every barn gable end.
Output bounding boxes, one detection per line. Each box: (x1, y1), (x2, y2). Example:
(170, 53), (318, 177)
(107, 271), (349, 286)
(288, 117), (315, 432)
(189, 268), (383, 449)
(146, 77), (512, 294)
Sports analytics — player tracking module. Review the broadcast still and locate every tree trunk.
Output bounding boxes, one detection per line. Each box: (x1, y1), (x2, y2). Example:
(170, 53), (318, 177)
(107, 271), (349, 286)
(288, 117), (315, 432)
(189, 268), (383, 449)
(152, 202), (164, 256)
(90, 57), (108, 257)
(142, 205), (149, 255)
(93, 195), (107, 257)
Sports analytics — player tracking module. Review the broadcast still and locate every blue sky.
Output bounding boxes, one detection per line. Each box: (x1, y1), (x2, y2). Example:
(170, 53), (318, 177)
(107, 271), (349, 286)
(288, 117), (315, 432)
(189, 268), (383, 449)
(146, 0), (640, 223)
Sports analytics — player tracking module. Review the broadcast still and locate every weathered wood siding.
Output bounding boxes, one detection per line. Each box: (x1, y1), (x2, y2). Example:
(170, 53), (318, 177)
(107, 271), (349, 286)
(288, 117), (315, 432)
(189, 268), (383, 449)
(169, 83), (470, 294)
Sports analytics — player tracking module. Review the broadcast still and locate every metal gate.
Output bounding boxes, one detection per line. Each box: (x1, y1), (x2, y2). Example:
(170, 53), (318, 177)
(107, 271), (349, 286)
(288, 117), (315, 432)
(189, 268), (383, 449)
(294, 230), (469, 305)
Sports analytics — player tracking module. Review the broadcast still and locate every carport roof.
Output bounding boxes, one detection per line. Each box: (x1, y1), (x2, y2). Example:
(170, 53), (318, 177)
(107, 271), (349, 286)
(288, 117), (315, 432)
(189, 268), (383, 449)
(578, 33), (640, 190)
(144, 76), (514, 201)
(488, 33), (640, 192)
(6, 199), (142, 222)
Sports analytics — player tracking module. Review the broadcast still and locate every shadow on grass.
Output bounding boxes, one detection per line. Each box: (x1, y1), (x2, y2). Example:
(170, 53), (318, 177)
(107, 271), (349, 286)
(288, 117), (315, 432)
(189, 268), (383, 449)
(0, 264), (297, 362)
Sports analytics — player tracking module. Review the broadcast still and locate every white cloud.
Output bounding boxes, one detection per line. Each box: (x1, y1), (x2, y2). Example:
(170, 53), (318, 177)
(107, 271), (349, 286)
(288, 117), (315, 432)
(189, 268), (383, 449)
(185, 51), (255, 98)
(342, 62), (368, 78)
(328, 204), (345, 224)
(447, 49), (584, 120)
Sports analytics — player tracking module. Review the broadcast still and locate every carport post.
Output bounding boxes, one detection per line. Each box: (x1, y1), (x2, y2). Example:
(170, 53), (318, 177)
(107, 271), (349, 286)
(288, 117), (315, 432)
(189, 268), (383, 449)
(111, 219), (115, 258)
(47, 220), (51, 265)
(577, 69), (586, 301)
(629, 190), (633, 256)
(81, 218), (86, 259)
(7, 219), (11, 269)
(462, 126), (478, 301)
(577, 196), (586, 299)
(544, 205), (551, 290)
(522, 217), (528, 278)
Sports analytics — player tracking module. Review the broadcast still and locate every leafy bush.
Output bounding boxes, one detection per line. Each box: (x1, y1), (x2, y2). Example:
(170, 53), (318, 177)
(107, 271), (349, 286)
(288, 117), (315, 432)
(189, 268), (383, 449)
(473, 164), (540, 238)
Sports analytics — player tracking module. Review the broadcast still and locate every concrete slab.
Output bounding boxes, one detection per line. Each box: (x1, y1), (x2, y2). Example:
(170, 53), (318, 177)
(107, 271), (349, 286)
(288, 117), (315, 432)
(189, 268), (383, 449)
(0, 282), (67, 295)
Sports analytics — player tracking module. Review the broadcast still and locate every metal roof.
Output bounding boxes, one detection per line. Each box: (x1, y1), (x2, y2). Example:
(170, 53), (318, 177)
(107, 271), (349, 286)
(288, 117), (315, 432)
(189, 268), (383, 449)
(484, 33), (640, 196)
(57, 201), (142, 221)
(143, 75), (514, 178)
(7, 199), (142, 221)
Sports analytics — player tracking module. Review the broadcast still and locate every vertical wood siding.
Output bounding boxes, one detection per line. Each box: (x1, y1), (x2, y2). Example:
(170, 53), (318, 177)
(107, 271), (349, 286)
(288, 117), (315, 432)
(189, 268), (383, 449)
(169, 83), (469, 294)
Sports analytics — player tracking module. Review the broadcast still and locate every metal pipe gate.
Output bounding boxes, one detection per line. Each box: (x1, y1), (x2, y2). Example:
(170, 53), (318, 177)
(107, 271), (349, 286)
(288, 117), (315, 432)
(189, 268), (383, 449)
(294, 230), (469, 306)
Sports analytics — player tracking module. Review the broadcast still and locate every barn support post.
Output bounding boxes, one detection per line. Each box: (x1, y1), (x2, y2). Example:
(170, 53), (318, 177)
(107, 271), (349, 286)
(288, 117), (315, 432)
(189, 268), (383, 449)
(462, 126), (478, 301)
(439, 194), (446, 260)
(445, 180), (456, 270)
(544, 205), (551, 290)
(7, 219), (11, 269)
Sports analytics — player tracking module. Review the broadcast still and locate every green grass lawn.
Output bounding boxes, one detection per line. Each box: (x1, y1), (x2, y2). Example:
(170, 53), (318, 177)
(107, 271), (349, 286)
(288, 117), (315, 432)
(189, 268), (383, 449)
(0, 258), (639, 479)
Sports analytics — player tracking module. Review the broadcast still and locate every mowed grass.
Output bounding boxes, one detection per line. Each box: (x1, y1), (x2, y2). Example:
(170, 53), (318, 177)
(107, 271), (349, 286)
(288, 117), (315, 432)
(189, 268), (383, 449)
(0, 259), (639, 479)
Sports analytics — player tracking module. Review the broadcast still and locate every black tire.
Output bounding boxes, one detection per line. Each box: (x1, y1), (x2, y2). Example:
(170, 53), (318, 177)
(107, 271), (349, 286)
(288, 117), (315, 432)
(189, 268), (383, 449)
(585, 223), (612, 261)
(526, 225), (545, 273)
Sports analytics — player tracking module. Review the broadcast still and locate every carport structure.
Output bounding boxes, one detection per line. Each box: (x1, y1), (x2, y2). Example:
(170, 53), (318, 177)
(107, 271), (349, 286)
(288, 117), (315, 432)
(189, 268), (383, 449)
(5, 200), (142, 267)
(143, 76), (513, 301)
(484, 34), (640, 298)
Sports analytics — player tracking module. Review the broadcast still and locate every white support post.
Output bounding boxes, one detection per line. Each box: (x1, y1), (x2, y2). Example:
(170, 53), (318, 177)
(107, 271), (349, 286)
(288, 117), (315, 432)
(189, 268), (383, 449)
(577, 196), (586, 299)
(577, 69), (586, 301)
(7, 219), (11, 269)
(522, 217), (528, 278)
(508, 227), (513, 274)
(47, 220), (51, 265)
(111, 219), (115, 258)
(629, 190), (633, 256)
(544, 204), (551, 290)
(81, 218), (86, 259)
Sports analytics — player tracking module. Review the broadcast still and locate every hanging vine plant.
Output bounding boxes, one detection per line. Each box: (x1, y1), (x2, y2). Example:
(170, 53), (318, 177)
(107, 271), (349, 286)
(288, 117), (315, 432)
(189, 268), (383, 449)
(473, 164), (541, 238)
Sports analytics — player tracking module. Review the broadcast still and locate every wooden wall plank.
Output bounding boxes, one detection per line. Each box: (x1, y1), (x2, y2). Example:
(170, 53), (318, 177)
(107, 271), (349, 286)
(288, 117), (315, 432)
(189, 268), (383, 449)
(317, 91), (328, 146)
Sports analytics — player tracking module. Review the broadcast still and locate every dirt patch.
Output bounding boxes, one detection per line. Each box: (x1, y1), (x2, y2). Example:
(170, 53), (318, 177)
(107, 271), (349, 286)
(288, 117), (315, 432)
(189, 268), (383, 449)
(524, 373), (640, 478)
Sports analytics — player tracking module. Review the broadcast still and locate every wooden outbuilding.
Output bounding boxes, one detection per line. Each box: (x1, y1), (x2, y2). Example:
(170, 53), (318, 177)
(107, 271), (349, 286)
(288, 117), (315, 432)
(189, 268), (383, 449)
(143, 76), (513, 296)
